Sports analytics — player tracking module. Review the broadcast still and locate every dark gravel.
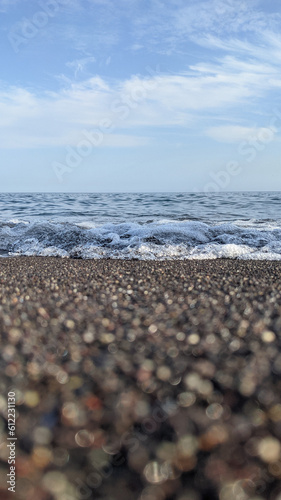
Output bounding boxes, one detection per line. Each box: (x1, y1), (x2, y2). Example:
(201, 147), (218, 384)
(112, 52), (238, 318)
(1, 257), (281, 500)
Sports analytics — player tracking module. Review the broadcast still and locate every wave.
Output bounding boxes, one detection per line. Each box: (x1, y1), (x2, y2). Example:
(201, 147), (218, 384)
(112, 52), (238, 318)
(1, 219), (281, 260)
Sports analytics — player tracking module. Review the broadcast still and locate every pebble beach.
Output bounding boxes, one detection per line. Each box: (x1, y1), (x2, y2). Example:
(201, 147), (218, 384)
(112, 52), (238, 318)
(1, 257), (281, 500)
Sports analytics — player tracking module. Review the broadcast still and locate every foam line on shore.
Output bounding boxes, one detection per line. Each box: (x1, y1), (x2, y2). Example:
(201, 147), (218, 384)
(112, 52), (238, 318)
(1, 218), (281, 260)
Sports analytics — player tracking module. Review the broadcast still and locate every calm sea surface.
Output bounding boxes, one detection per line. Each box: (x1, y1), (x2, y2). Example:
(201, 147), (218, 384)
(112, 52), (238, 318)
(1, 192), (281, 259)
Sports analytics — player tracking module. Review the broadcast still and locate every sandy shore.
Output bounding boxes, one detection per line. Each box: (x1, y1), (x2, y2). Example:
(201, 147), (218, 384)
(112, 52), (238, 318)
(1, 257), (281, 500)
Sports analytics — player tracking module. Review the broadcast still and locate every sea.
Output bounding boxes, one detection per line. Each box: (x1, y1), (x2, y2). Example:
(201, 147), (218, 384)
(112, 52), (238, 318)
(1, 192), (281, 260)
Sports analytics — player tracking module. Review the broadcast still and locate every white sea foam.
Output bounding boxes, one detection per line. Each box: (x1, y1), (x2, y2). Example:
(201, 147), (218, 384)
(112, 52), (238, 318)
(1, 218), (281, 260)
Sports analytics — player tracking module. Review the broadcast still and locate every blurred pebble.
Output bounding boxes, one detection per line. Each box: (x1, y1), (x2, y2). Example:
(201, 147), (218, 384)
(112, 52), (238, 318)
(258, 436), (281, 463)
(75, 429), (95, 447)
(144, 461), (168, 484)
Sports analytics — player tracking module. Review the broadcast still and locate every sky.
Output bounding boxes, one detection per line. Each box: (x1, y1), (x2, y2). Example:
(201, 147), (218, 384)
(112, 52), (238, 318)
(1, 0), (281, 192)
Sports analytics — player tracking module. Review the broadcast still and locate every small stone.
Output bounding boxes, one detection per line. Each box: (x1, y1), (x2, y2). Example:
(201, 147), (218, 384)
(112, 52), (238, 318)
(258, 437), (281, 463)
(261, 330), (276, 343)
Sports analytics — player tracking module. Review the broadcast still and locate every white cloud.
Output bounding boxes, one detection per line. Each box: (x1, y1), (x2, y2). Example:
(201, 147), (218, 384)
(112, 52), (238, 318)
(1, 47), (281, 150)
(0, 131), (148, 149)
(3, 0), (281, 150)
(122, 0), (281, 55)
(173, 0), (280, 36)
(205, 125), (277, 143)
(193, 31), (281, 66)
(66, 56), (96, 77)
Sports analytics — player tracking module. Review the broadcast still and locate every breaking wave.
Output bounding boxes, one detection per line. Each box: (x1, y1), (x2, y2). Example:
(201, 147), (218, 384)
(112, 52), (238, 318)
(1, 218), (281, 260)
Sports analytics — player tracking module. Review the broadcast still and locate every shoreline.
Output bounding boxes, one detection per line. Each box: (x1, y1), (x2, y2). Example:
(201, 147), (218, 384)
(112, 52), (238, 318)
(2, 254), (281, 261)
(1, 257), (281, 499)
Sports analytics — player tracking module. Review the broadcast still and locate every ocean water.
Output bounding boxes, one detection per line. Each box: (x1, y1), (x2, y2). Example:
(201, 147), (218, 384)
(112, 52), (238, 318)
(1, 192), (281, 260)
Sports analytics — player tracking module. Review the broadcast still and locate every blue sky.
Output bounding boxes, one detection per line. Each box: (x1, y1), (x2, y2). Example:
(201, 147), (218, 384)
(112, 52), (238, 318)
(1, 0), (281, 192)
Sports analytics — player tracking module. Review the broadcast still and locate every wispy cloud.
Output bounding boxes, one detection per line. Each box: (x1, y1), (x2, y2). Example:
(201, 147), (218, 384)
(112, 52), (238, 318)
(174, 0), (280, 36)
(1, 46), (281, 150)
(66, 56), (96, 78)
(205, 125), (277, 143)
(118, 0), (281, 55)
(2, 0), (281, 149)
